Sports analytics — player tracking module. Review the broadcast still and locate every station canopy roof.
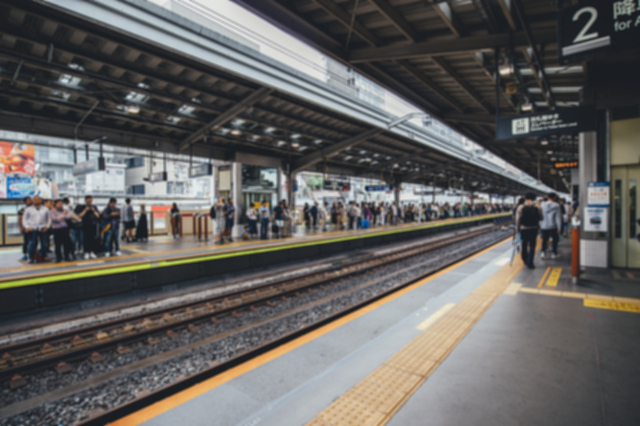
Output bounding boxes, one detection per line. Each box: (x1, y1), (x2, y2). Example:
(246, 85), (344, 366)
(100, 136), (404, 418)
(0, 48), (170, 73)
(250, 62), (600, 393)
(0, 0), (557, 195)
(233, 0), (588, 192)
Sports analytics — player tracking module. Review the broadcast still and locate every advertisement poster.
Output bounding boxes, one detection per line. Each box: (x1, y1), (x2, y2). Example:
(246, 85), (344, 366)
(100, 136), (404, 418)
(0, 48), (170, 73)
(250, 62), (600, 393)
(584, 207), (609, 232)
(0, 175), (5, 198)
(0, 141), (36, 175)
(6, 177), (56, 199)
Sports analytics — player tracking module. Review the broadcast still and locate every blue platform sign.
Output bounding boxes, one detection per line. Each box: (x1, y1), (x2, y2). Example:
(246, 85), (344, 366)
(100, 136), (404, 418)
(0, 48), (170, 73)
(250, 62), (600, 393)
(365, 185), (394, 192)
(587, 182), (610, 207)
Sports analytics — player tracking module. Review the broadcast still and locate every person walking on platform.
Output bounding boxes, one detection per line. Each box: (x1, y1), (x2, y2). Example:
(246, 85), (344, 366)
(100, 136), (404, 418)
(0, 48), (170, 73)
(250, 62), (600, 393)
(18, 196), (32, 261)
(50, 199), (75, 262)
(102, 197), (122, 257)
(223, 198), (235, 243)
(78, 195), (100, 259)
(273, 200), (284, 238)
(23, 195), (51, 264)
(122, 198), (135, 243)
(539, 193), (562, 259)
(258, 201), (270, 240)
(136, 204), (149, 242)
(515, 192), (543, 269)
(214, 199), (225, 244)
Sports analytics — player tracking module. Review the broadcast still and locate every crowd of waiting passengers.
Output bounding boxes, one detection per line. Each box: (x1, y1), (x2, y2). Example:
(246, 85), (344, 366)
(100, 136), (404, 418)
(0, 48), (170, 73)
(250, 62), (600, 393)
(18, 193), (511, 264)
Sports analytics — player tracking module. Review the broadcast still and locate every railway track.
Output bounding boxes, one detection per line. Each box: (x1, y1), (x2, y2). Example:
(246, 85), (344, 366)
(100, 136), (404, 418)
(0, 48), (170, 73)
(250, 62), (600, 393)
(0, 221), (512, 425)
(0, 224), (499, 384)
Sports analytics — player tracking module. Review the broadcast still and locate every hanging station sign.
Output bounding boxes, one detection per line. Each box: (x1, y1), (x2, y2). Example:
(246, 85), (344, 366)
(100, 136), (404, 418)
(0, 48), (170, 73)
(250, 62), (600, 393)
(495, 107), (597, 140)
(558, 1), (640, 64)
(73, 157), (106, 176)
(365, 184), (394, 192)
(323, 180), (350, 191)
(189, 163), (213, 178)
(144, 171), (168, 182)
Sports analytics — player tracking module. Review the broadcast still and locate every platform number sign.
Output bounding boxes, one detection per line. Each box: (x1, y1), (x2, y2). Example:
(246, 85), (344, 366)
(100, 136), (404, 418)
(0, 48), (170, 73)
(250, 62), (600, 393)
(558, 1), (640, 64)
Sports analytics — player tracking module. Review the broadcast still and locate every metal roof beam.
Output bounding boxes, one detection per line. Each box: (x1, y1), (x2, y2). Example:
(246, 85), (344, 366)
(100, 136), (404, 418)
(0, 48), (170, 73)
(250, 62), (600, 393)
(432, 2), (467, 37)
(441, 112), (496, 125)
(291, 128), (382, 173)
(369, 0), (420, 42)
(179, 87), (273, 152)
(397, 60), (464, 113)
(349, 29), (556, 63)
(312, 0), (380, 46)
(431, 57), (492, 113)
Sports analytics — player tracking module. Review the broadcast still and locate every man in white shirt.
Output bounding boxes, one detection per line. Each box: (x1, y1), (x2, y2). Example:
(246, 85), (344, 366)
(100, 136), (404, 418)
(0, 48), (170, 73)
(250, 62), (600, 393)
(23, 195), (51, 263)
(258, 201), (270, 240)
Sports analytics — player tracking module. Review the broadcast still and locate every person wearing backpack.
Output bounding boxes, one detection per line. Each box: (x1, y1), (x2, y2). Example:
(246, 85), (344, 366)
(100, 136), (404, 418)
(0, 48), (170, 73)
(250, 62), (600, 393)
(515, 192), (543, 269)
(539, 192), (563, 259)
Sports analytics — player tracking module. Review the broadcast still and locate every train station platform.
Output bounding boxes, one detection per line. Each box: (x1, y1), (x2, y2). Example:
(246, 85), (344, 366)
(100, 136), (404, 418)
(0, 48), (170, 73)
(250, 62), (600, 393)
(0, 213), (510, 316)
(113, 237), (640, 426)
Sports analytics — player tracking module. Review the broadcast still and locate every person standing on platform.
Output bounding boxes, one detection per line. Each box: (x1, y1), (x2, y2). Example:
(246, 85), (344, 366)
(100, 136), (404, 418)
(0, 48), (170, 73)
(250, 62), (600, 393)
(311, 202), (318, 230)
(214, 199), (225, 244)
(136, 204), (149, 242)
(258, 201), (270, 240)
(170, 203), (181, 239)
(273, 200), (284, 238)
(223, 198), (235, 243)
(18, 196), (32, 261)
(50, 199), (75, 262)
(102, 197), (121, 257)
(515, 192), (543, 269)
(320, 202), (328, 231)
(539, 192), (563, 259)
(78, 195), (100, 259)
(303, 202), (311, 231)
(247, 203), (258, 239)
(23, 195), (51, 264)
(122, 198), (135, 243)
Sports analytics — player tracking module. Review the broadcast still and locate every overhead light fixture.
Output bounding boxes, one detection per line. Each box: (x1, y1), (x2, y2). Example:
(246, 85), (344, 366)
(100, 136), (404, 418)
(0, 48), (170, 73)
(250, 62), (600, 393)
(520, 101), (533, 112)
(126, 105), (140, 114)
(230, 129), (242, 136)
(498, 62), (515, 78)
(291, 142), (300, 148)
(540, 138), (549, 146)
(546, 150), (553, 155)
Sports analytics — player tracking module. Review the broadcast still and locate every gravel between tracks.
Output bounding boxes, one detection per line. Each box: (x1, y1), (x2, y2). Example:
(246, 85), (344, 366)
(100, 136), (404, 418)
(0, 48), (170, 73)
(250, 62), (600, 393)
(1, 228), (511, 425)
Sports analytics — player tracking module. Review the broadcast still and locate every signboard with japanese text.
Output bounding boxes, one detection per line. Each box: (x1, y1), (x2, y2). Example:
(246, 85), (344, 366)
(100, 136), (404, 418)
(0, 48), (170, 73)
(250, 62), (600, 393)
(558, 1), (640, 64)
(145, 171), (168, 182)
(584, 207), (609, 232)
(85, 166), (125, 194)
(496, 107), (597, 140)
(587, 182), (610, 207)
(0, 141), (36, 175)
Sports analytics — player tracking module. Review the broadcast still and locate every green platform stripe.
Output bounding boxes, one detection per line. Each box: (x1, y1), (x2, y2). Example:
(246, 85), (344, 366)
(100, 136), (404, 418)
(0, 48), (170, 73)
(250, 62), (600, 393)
(0, 214), (509, 290)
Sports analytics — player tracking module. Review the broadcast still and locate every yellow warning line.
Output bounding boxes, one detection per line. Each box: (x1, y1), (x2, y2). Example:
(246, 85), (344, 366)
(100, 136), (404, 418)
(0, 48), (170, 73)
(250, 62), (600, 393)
(536, 267), (551, 288)
(307, 256), (525, 426)
(545, 267), (562, 287)
(583, 299), (640, 313)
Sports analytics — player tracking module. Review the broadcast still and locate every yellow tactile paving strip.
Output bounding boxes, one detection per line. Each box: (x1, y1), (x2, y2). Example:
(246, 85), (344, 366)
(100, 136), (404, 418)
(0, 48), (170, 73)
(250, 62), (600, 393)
(306, 258), (525, 426)
(513, 286), (640, 313)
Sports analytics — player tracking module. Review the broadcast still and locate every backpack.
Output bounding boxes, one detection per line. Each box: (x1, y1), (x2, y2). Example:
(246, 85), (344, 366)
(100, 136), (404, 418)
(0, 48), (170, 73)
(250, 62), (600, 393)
(209, 206), (216, 219)
(521, 205), (540, 227)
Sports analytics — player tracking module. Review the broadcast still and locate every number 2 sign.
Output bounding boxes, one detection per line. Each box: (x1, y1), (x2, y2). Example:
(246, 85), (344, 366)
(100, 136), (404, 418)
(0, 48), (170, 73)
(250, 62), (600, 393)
(558, 0), (640, 64)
